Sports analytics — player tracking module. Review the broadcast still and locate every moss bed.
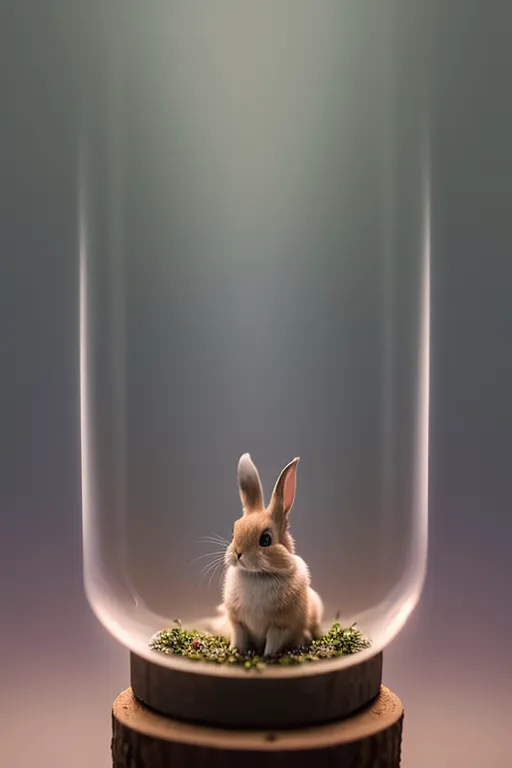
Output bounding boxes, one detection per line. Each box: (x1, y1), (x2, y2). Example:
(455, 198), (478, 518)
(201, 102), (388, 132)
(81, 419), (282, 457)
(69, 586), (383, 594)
(150, 621), (371, 670)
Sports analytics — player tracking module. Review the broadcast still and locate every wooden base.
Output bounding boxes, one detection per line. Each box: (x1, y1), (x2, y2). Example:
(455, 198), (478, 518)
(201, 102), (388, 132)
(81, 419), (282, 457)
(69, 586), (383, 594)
(112, 686), (404, 767)
(131, 650), (383, 729)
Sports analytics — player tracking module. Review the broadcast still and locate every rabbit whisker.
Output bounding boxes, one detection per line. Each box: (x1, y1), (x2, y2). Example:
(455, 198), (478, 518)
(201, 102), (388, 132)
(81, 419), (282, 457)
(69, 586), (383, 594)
(208, 561), (224, 588)
(196, 535), (230, 546)
(199, 556), (226, 577)
(191, 550), (226, 564)
(197, 558), (226, 589)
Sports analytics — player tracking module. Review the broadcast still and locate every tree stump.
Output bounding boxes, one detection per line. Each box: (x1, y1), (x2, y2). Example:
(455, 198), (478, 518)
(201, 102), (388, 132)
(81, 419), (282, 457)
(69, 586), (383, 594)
(112, 685), (404, 767)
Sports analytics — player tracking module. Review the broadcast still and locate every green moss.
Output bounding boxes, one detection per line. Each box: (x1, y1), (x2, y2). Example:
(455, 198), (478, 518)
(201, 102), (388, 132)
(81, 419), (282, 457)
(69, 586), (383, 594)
(149, 621), (371, 670)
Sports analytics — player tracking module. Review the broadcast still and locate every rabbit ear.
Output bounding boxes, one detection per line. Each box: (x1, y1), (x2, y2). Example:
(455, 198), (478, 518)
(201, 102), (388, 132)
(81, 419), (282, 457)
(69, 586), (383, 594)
(238, 453), (264, 514)
(270, 457), (300, 522)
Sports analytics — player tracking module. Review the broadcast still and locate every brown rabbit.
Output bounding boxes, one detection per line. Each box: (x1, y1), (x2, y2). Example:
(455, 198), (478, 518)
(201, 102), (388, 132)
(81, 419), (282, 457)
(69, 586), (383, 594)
(221, 453), (323, 657)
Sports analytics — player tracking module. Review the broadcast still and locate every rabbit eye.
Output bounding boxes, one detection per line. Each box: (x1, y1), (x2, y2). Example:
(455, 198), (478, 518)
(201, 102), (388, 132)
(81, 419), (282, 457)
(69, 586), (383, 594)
(259, 531), (272, 547)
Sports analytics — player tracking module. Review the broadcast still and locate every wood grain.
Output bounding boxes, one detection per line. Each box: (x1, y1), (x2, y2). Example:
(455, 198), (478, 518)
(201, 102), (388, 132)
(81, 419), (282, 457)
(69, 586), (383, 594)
(112, 685), (403, 767)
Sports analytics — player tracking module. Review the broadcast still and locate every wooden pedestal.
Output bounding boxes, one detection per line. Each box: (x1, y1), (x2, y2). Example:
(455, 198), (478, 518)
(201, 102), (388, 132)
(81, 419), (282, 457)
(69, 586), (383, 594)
(112, 685), (404, 767)
(130, 651), (383, 729)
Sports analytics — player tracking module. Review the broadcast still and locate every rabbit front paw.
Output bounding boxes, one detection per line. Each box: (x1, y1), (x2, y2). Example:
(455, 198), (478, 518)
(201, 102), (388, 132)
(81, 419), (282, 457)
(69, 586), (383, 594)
(230, 622), (250, 654)
(264, 626), (297, 657)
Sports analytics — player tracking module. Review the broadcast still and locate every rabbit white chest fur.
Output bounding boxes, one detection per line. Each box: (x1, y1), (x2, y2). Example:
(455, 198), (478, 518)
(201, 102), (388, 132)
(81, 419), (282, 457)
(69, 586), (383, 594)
(223, 555), (322, 655)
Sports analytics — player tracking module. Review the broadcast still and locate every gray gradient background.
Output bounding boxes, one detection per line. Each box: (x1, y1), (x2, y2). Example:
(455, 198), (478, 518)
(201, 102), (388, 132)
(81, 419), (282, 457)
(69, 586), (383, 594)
(1, 2), (511, 767)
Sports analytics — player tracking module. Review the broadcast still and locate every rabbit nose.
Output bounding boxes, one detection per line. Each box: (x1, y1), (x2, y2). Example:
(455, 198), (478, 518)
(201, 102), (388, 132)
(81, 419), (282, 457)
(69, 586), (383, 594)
(236, 552), (242, 560)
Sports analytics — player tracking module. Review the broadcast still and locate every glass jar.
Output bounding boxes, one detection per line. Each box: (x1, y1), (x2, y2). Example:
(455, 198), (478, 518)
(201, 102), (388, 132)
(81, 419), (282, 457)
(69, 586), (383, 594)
(79, 0), (431, 669)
